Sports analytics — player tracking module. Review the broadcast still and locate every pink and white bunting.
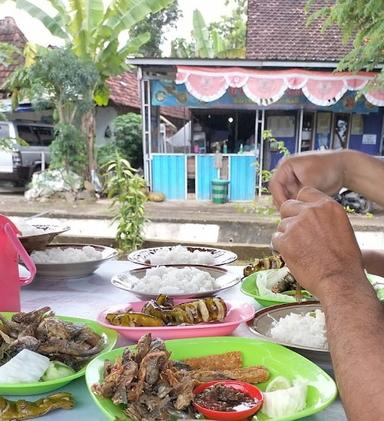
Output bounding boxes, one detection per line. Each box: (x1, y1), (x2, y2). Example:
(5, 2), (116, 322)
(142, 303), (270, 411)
(175, 66), (384, 107)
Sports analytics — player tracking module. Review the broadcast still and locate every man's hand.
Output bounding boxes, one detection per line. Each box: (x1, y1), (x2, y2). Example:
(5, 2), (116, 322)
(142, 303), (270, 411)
(271, 187), (365, 299)
(268, 150), (345, 209)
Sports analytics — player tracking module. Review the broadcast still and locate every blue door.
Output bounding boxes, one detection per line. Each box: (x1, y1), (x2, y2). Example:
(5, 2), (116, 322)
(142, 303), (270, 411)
(151, 154), (187, 200)
(229, 155), (257, 200)
(196, 155), (217, 200)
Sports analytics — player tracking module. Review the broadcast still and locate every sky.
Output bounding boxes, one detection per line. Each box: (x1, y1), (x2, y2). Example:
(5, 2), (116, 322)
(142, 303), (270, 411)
(0, 0), (233, 54)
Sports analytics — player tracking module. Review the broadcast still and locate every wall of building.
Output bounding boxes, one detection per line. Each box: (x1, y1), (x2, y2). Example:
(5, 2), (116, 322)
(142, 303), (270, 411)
(349, 109), (383, 156)
(95, 106), (118, 147)
(266, 108), (384, 170)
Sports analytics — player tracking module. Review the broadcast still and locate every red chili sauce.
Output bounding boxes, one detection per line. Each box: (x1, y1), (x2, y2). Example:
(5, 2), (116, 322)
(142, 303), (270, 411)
(194, 384), (258, 412)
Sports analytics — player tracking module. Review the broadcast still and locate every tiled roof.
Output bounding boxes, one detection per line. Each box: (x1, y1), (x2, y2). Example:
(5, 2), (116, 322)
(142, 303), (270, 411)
(246, 0), (352, 62)
(0, 17), (26, 91)
(107, 71), (189, 121)
(107, 71), (140, 109)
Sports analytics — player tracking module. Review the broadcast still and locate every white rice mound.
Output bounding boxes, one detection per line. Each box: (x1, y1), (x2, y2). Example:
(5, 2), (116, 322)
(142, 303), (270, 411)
(149, 245), (215, 266)
(129, 266), (217, 295)
(31, 246), (103, 264)
(270, 309), (328, 349)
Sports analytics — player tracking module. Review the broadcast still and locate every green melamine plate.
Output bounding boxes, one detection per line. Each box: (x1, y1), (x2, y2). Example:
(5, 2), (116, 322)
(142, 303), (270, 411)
(242, 271), (384, 307)
(86, 336), (337, 421)
(0, 314), (118, 395)
(240, 272), (310, 307)
(367, 273), (384, 301)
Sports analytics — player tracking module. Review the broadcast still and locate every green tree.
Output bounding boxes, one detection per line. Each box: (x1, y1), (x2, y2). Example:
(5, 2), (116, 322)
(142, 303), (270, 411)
(208, 0), (247, 52)
(307, 0), (384, 83)
(171, 0), (246, 58)
(130, 2), (182, 57)
(24, 48), (100, 174)
(8, 0), (175, 177)
(1, 41), (42, 109)
(170, 37), (195, 58)
(28, 48), (99, 127)
(0, 42), (20, 67)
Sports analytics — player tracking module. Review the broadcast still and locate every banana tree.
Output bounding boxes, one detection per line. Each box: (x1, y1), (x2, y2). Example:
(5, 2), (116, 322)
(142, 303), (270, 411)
(172, 10), (246, 59)
(9, 0), (175, 177)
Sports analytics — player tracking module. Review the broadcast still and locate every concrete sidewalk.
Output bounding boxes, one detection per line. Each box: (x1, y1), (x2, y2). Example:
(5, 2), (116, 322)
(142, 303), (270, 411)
(3, 193), (384, 256)
(2, 192), (383, 229)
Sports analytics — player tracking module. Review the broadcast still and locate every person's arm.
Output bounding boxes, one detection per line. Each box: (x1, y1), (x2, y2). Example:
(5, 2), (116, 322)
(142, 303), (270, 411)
(321, 278), (384, 421)
(269, 149), (384, 208)
(272, 187), (384, 420)
(342, 150), (384, 206)
(362, 249), (384, 277)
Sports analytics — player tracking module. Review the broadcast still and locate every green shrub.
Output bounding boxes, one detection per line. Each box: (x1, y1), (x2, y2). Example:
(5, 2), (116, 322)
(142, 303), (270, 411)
(104, 152), (147, 253)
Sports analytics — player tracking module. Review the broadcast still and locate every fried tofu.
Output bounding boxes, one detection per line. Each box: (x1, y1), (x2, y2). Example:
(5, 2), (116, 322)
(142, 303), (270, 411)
(191, 366), (270, 384)
(183, 351), (242, 370)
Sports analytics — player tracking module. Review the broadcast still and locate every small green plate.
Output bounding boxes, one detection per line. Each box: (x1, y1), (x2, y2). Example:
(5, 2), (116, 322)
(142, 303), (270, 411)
(86, 336), (337, 421)
(367, 273), (384, 301)
(241, 272), (299, 307)
(242, 272), (384, 307)
(0, 314), (118, 395)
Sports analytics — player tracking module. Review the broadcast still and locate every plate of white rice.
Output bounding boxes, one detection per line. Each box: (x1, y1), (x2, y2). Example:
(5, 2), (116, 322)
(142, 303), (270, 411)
(127, 245), (237, 266)
(248, 302), (331, 368)
(18, 223), (70, 253)
(111, 265), (241, 299)
(31, 243), (118, 279)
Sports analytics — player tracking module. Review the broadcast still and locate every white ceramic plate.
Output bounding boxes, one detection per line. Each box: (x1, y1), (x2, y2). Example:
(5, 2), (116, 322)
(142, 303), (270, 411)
(127, 245), (237, 266)
(19, 224), (70, 253)
(111, 264), (241, 299)
(248, 302), (332, 369)
(33, 243), (118, 279)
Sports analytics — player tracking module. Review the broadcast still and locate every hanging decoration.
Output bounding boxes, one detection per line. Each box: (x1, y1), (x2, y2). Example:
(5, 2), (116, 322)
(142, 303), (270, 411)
(176, 66), (384, 107)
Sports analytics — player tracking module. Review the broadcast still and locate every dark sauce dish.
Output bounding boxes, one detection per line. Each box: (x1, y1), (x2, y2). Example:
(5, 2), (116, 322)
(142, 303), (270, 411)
(193, 380), (263, 421)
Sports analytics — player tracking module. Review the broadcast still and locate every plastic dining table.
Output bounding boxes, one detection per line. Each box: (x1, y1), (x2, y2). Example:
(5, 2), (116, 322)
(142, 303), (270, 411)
(15, 260), (346, 421)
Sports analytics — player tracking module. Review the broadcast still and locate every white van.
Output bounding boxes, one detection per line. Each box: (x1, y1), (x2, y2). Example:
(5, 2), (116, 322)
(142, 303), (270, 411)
(0, 121), (54, 186)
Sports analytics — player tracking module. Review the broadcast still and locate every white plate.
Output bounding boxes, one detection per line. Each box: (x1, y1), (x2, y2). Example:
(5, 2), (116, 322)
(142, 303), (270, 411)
(248, 302), (332, 369)
(33, 243), (118, 279)
(19, 224), (70, 253)
(127, 245), (237, 266)
(111, 264), (241, 299)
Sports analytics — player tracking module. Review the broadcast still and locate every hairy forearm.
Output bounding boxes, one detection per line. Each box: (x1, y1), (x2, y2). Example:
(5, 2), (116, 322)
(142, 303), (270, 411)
(321, 278), (384, 420)
(362, 249), (384, 277)
(341, 150), (384, 206)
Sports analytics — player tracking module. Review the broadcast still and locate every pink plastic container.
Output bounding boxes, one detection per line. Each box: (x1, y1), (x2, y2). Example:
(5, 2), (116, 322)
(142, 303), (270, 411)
(0, 215), (36, 311)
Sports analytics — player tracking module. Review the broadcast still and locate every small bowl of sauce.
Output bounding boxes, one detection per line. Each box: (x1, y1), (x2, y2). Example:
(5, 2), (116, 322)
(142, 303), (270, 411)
(193, 380), (263, 421)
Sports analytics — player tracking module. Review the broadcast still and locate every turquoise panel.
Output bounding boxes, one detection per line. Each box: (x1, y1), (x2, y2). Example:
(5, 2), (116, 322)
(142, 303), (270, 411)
(151, 154), (186, 200)
(196, 155), (217, 200)
(229, 155), (257, 200)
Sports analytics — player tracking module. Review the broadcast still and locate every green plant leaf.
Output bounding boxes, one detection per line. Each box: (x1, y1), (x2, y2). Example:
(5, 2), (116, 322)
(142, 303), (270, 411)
(192, 9), (212, 58)
(94, 83), (110, 106)
(69, 0), (88, 57)
(105, 0), (174, 35)
(15, 0), (68, 39)
(83, 0), (104, 36)
(117, 32), (151, 57)
(217, 47), (245, 58)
